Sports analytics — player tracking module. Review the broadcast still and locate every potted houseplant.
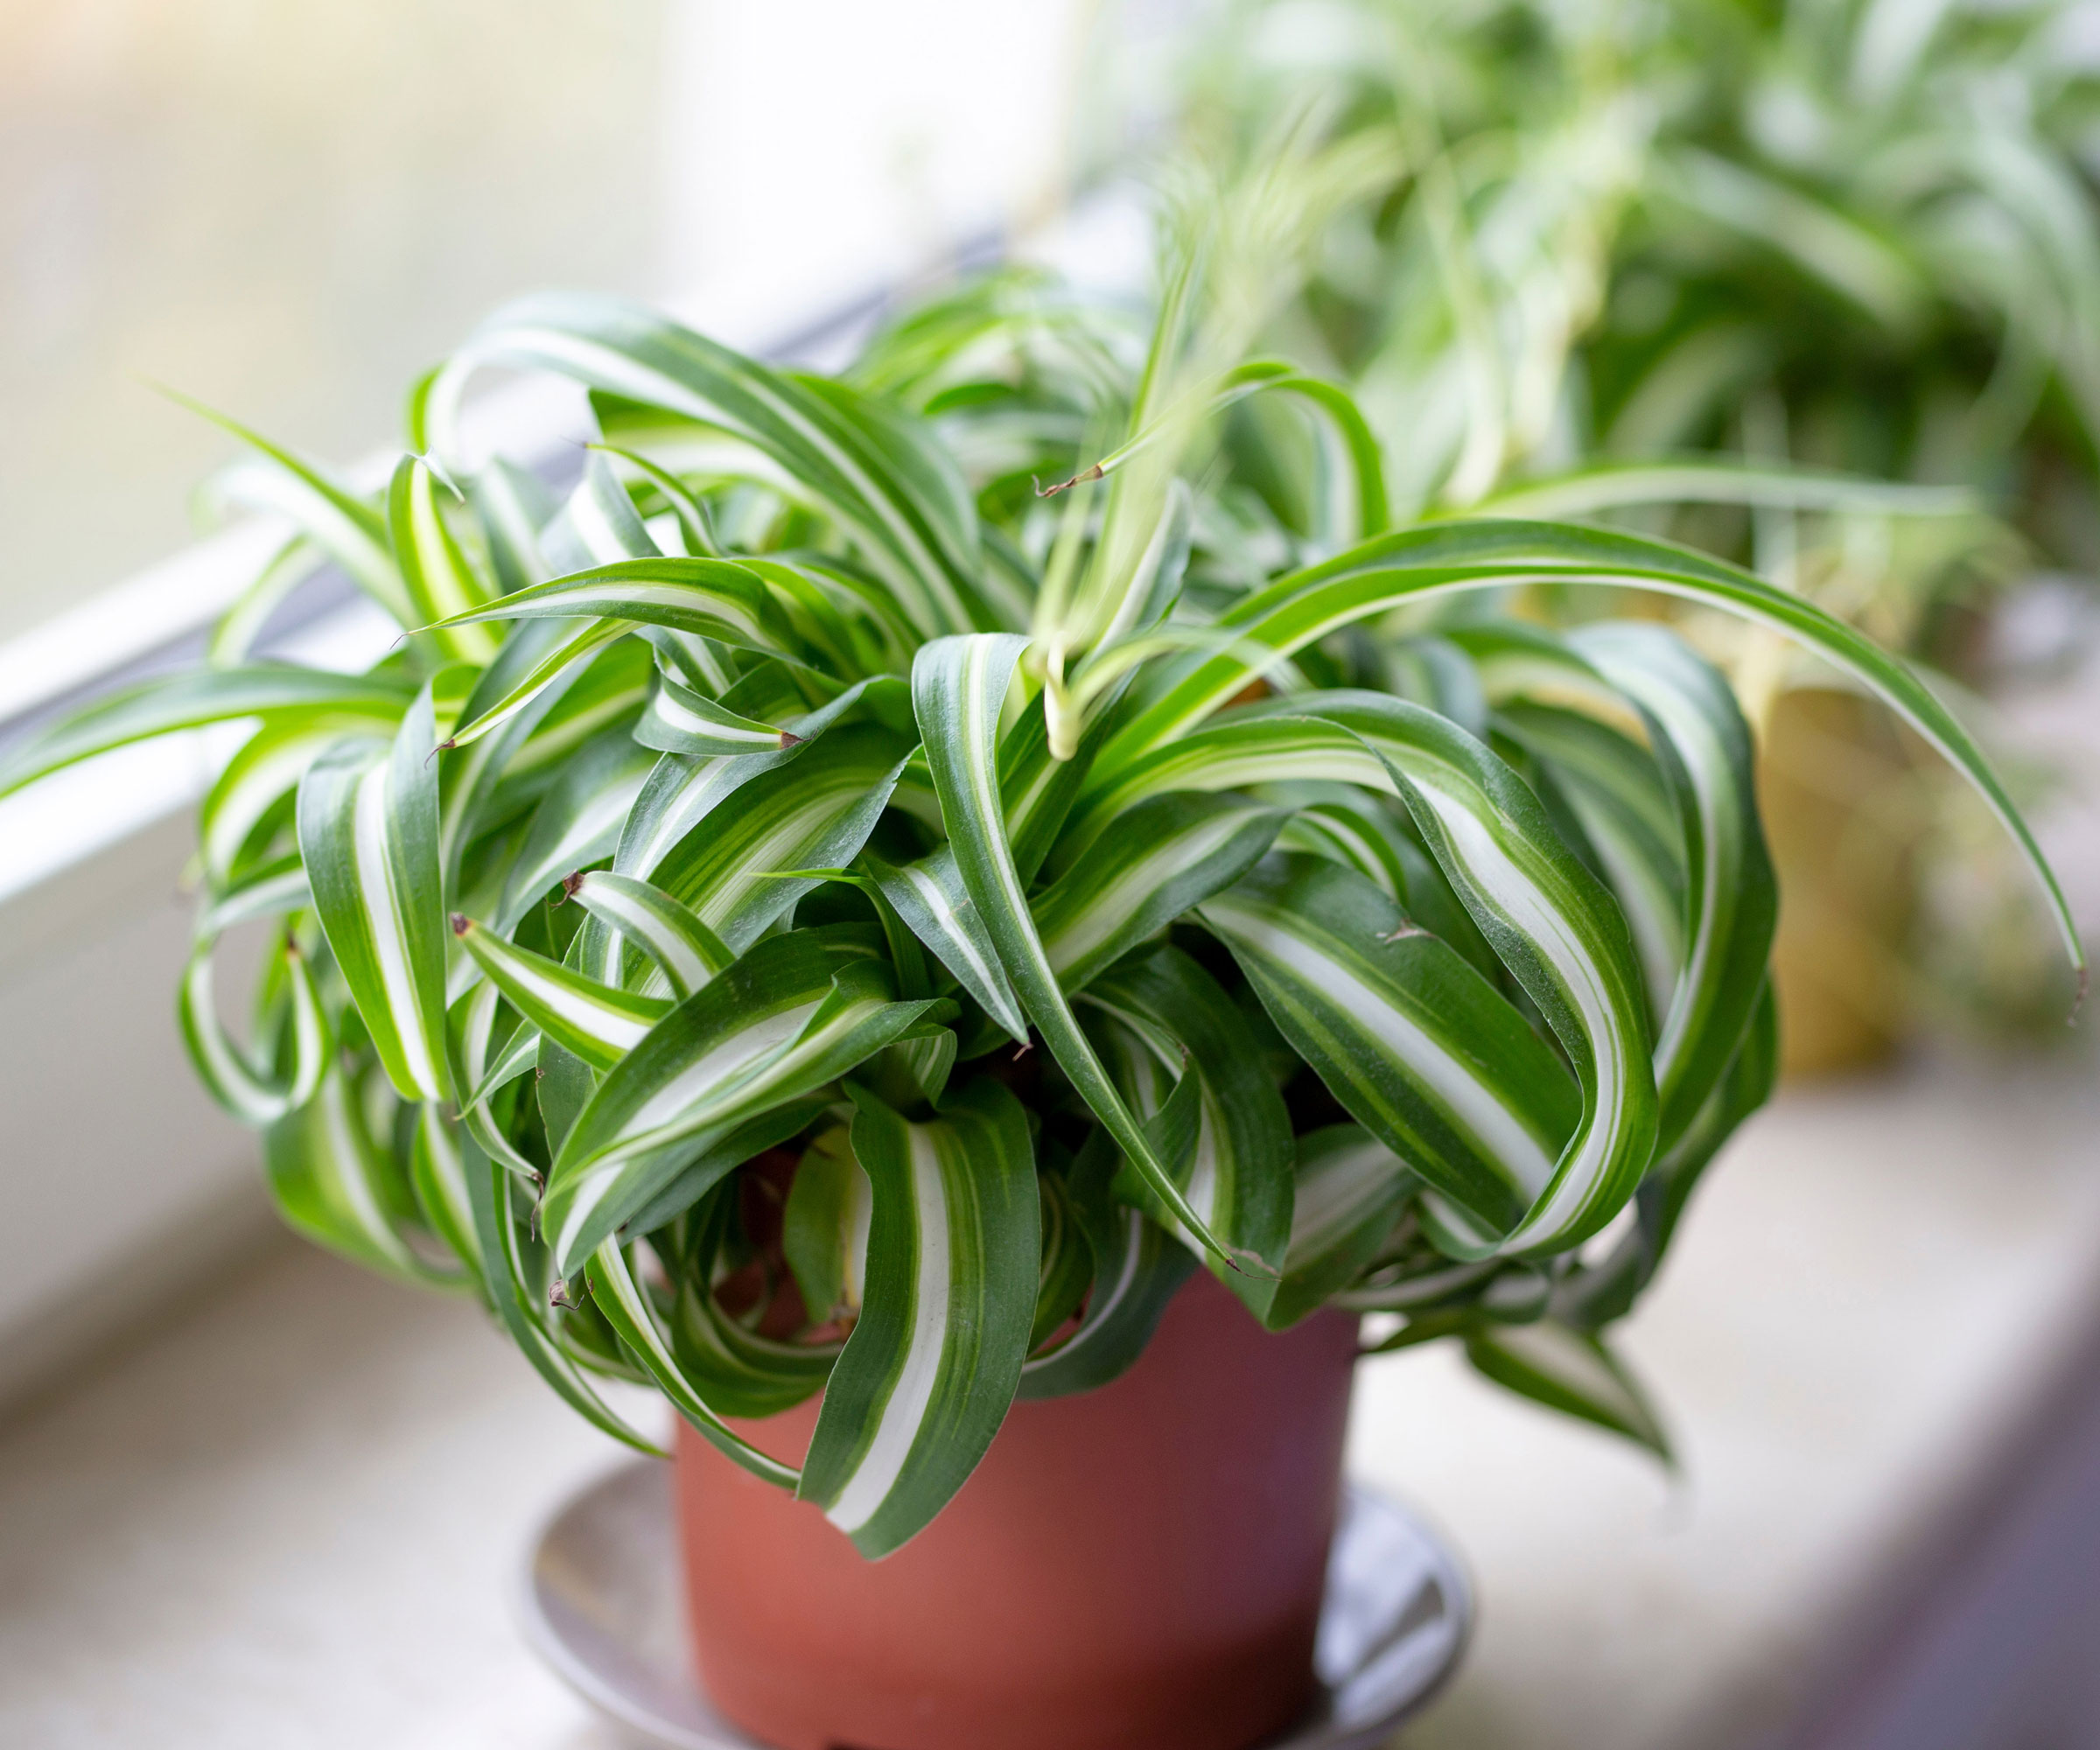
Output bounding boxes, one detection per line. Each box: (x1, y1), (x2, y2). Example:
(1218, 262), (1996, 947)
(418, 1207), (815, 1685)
(0, 181), (2076, 1750)
(1152, 0), (2100, 1071)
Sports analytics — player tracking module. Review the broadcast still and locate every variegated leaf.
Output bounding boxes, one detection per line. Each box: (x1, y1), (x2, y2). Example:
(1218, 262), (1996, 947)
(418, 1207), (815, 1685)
(0, 666), (416, 799)
(798, 1078), (1040, 1558)
(1466, 1320), (1671, 1459)
(295, 683), (452, 1102)
(451, 914), (669, 1070)
(566, 871), (732, 999)
(1033, 792), (1284, 992)
(388, 455), (500, 663)
(1203, 853), (1580, 1243)
(1079, 945), (1295, 1312)
(863, 848), (1030, 1046)
(911, 633), (1269, 1278)
(462, 1134), (662, 1455)
(584, 1238), (802, 1488)
(177, 938), (329, 1128)
(1018, 1124), (1197, 1399)
(541, 931), (944, 1275)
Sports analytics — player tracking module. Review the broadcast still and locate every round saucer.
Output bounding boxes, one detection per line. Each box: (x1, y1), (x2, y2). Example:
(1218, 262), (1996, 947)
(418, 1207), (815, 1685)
(517, 1458), (1470, 1750)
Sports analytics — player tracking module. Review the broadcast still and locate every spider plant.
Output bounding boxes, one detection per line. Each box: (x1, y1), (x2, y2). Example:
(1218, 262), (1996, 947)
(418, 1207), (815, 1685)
(0, 178), (2074, 1558)
(1144, 0), (2100, 1047)
(1156, 0), (2100, 560)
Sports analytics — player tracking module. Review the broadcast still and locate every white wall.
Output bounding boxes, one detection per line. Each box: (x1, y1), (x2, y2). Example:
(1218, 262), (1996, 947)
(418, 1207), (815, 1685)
(658, 0), (1093, 341)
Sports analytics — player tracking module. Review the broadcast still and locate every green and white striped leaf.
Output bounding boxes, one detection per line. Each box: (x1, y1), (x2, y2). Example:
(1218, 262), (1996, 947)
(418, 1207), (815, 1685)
(1027, 1168), (1095, 1353)
(637, 671), (795, 759)
(620, 1100), (835, 1241)
(608, 676), (910, 885)
(646, 722), (915, 953)
(1466, 1320), (1671, 1459)
(430, 556), (792, 657)
(1489, 696), (1686, 1022)
(1203, 852), (1581, 1243)
(1088, 520), (2078, 975)
(1557, 980), (1778, 1331)
(468, 456), (557, 594)
(207, 536), (326, 668)
(295, 683), (453, 1102)
(0, 666), (416, 799)
(451, 915), (669, 1071)
(660, 1186), (843, 1414)
(410, 1104), (482, 1275)
(179, 391), (409, 624)
(541, 931), (944, 1275)
(596, 442), (722, 556)
(863, 848), (1030, 1046)
(438, 619), (599, 878)
(911, 633), (1267, 1278)
(783, 1126), (872, 1323)
(388, 455), (499, 663)
(797, 1078), (1040, 1558)
(423, 293), (994, 639)
(1018, 1124), (1197, 1399)
(198, 855), (312, 933)
(263, 1064), (460, 1289)
(1088, 688), (1661, 1258)
(446, 979), (546, 1185)
(199, 707), (406, 885)
(1270, 1125), (1421, 1330)
(1565, 624), (1775, 1149)
(442, 620), (630, 753)
(177, 939), (329, 1128)
(1464, 615), (1778, 1152)
(1032, 792), (1284, 992)
(494, 727), (657, 931)
(1080, 945), (1295, 1310)
(584, 1238), (802, 1488)
(566, 871), (732, 999)
(461, 1135), (662, 1456)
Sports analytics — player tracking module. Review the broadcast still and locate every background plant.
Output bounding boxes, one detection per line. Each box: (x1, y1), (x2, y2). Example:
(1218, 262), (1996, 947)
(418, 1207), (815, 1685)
(1128, 0), (2100, 1040)
(0, 168), (2073, 1555)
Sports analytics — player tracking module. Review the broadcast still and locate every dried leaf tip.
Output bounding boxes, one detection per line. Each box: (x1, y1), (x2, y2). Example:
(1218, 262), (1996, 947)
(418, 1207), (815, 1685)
(449, 913), (471, 937)
(560, 870), (585, 901)
(1035, 462), (1104, 499)
(779, 729), (805, 749)
(1225, 1244), (1281, 1281)
(549, 1280), (576, 1310)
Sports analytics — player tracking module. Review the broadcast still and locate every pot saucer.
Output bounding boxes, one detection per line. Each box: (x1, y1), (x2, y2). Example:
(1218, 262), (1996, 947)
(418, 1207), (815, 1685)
(517, 1458), (1471, 1750)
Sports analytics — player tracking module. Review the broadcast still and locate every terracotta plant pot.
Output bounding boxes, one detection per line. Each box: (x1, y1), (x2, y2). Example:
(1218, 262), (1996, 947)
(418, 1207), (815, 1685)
(674, 1269), (1362, 1750)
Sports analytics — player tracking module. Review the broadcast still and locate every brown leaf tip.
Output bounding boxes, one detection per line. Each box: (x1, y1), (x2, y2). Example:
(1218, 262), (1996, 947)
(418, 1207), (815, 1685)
(449, 913), (471, 937)
(779, 730), (805, 749)
(561, 871), (585, 900)
(1035, 462), (1105, 499)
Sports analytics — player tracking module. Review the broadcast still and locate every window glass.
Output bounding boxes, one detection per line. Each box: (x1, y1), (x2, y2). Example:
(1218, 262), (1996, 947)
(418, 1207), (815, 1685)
(1, 0), (1096, 647)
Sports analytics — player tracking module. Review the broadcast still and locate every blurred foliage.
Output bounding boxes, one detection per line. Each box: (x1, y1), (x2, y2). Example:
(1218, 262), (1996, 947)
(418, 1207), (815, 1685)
(1138, 0), (2100, 1050)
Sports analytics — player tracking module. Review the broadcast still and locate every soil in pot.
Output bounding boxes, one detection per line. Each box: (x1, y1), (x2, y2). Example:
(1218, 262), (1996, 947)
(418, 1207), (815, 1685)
(674, 1268), (1362, 1750)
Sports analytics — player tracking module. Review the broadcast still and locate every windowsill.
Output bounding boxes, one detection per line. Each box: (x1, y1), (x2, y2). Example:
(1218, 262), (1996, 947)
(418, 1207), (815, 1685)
(2, 1050), (2097, 1748)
